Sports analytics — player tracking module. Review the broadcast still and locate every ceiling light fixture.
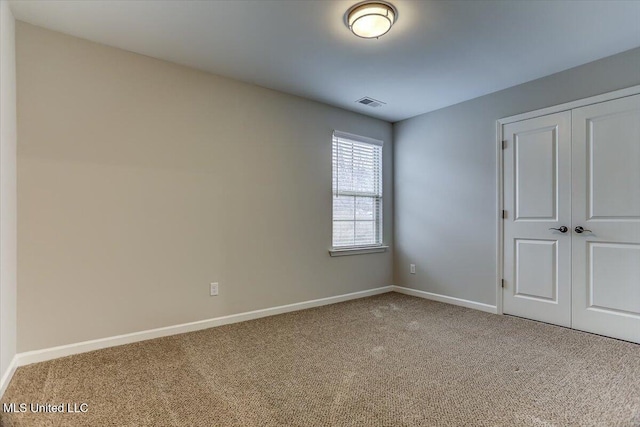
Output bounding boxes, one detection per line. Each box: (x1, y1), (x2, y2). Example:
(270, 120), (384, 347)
(345, 1), (398, 39)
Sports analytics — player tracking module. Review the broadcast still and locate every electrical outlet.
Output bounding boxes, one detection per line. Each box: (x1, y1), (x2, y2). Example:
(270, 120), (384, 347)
(210, 282), (219, 296)
(410, 264), (416, 274)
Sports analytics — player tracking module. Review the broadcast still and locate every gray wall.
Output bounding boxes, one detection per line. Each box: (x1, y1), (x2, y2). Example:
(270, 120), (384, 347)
(394, 47), (640, 306)
(0, 0), (16, 385)
(17, 23), (393, 352)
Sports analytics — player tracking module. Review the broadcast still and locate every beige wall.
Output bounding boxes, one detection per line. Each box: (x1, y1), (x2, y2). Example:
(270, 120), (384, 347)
(17, 22), (393, 352)
(0, 0), (17, 380)
(394, 47), (640, 306)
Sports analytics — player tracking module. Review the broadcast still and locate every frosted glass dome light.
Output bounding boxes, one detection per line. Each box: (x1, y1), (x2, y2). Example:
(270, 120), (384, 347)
(346, 1), (398, 39)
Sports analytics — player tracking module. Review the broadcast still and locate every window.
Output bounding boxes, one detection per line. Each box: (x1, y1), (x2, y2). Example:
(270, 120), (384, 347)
(332, 130), (383, 249)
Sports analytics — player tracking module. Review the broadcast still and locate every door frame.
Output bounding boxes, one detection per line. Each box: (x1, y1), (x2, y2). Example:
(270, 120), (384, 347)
(495, 84), (640, 315)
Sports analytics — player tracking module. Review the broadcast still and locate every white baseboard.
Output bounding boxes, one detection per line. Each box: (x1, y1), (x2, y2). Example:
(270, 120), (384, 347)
(16, 286), (395, 368)
(391, 285), (498, 314)
(0, 355), (18, 398)
(8, 284), (495, 384)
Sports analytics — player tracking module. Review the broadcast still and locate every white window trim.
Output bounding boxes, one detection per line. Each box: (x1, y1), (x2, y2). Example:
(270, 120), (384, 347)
(330, 130), (384, 254)
(332, 130), (384, 147)
(329, 245), (389, 257)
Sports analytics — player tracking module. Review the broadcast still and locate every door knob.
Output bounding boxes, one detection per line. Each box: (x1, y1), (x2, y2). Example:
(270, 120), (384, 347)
(549, 226), (568, 233)
(574, 226), (592, 234)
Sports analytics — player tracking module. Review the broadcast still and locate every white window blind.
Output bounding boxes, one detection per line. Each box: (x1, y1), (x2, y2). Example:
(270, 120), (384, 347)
(332, 130), (383, 248)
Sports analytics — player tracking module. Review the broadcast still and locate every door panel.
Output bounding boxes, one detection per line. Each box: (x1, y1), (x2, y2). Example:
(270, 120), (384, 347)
(589, 243), (640, 315)
(572, 94), (640, 343)
(515, 127), (558, 220)
(588, 109), (640, 219)
(503, 111), (572, 327)
(515, 239), (558, 302)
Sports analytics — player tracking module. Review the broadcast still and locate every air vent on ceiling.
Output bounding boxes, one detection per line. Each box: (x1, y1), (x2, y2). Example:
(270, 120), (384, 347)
(356, 97), (386, 108)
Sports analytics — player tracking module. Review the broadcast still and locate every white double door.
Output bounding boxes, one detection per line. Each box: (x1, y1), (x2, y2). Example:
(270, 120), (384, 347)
(503, 94), (640, 343)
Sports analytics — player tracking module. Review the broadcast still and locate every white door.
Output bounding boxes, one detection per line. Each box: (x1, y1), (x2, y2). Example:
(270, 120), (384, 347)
(503, 111), (572, 327)
(571, 94), (640, 343)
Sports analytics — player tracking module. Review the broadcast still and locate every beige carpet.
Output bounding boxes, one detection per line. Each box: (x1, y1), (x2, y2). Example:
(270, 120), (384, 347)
(2, 292), (640, 427)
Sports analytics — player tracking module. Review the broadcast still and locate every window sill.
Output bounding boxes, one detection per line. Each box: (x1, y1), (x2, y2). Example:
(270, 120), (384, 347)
(329, 246), (389, 257)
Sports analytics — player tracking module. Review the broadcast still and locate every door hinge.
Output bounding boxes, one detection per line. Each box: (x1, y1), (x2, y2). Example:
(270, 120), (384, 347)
(502, 210), (507, 219)
(502, 140), (507, 149)
(501, 279), (505, 288)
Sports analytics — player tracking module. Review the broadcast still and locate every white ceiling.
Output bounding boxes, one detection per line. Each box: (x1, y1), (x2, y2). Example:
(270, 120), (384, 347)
(9, 0), (640, 122)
